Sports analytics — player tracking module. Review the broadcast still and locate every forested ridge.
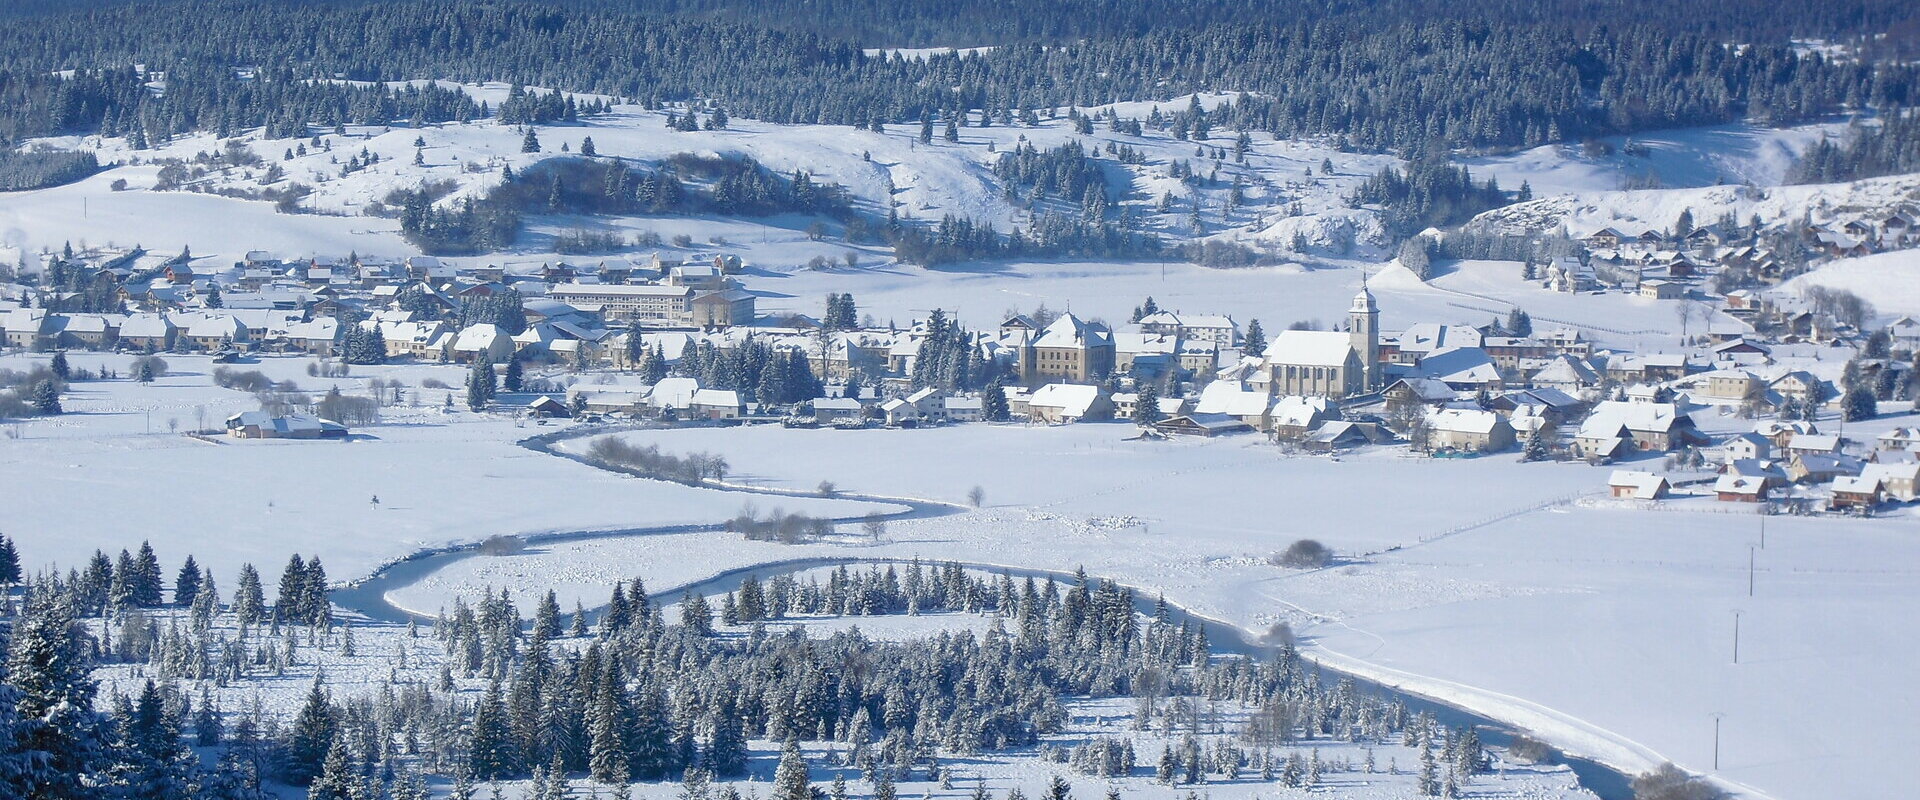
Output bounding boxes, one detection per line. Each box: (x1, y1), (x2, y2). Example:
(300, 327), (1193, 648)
(0, 0), (1915, 154)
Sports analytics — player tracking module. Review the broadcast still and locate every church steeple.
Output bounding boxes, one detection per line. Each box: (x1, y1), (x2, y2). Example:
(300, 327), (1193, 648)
(1349, 280), (1380, 390)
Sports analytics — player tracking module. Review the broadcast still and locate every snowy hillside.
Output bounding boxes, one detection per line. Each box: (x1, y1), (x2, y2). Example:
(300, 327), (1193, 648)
(1467, 171), (1920, 239)
(5, 89), (1402, 263)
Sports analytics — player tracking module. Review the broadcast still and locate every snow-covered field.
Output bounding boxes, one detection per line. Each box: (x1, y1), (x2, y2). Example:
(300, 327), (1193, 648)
(0, 352), (883, 587)
(3, 91), (1401, 266)
(435, 422), (1920, 800)
(1461, 120), (1852, 199)
(1777, 249), (1920, 320)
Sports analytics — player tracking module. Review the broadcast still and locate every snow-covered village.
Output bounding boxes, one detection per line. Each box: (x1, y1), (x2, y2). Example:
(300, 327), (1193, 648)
(2, 3), (1920, 800)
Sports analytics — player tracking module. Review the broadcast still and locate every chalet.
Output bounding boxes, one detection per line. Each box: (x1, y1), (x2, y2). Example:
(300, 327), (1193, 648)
(1415, 346), (1503, 392)
(279, 319), (340, 356)
(1390, 323), (1482, 365)
(225, 411), (348, 440)
(1861, 462), (1920, 502)
(183, 314), (249, 351)
(1027, 383), (1112, 424)
(1155, 413), (1252, 437)
(1573, 401), (1706, 455)
(1382, 377), (1456, 408)
(943, 395), (985, 422)
(1788, 452), (1862, 484)
(1530, 354), (1601, 392)
(1722, 432), (1773, 462)
(117, 313), (177, 351)
(1638, 279), (1683, 300)
(1426, 408), (1516, 452)
(1710, 339), (1770, 361)
(1887, 316), (1920, 351)
(1784, 433), (1841, 459)
(1878, 428), (1920, 452)
(689, 389), (746, 420)
(1714, 474), (1770, 502)
(810, 397), (866, 424)
(1195, 382), (1277, 430)
(54, 314), (120, 349)
(1697, 369), (1760, 402)
(1269, 395), (1338, 440)
(1301, 420), (1389, 452)
(1829, 476), (1885, 511)
(649, 377), (701, 414)
(1608, 470), (1670, 500)
(1, 309), (52, 349)
(1756, 420), (1819, 450)
(881, 397), (921, 427)
(510, 394), (563, 418)
(1584, 227), (1629, 249)
(572, 388), (652, 416)
(451, 324), (517, 364)
(377, 321), (452, 361)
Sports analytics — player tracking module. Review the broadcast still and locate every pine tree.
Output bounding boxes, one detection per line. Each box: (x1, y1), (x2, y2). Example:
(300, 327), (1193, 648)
(470, 680), (517, 779)
(468, 358), (497, 411)
(29, 379), (61, 415)
(0, 535), (20, 584)
(581, 136), (597, 157)
(284, 680), (336, 785)
(680, 591), (713, 635)
(706, 696), (747, 776)
(174, 555), (201, 607)
(5, 593), (108, 796)
(1243, 319), (1266, 354)
(305, 735), (355, 799)
(522, 128), (542, 153)
(1520, 427), (1548, 463)
(503, 357), (524, 393)
(133, 541), (164, 607)
(1132, 381), (1164, 426)
(588, 668), (630, 784)
(49, 351), (70, 380)
(233, 563), (264, 626)
(983, 378), (1010, 422)
(770, 740), (812, 800)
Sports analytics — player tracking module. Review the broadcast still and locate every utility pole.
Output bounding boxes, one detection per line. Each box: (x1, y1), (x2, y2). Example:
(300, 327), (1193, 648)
(1748, 545), (1756, 597)
(1711, 713), (1724, 770)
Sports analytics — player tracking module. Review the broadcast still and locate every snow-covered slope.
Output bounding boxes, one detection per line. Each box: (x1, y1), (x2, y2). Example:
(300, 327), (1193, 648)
(5, 89), (1400, 262)
(1468, 173), (1920, 238)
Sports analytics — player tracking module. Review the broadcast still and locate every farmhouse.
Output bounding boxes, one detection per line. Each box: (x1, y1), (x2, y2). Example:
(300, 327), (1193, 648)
(225, 411), (348, 440)
(1608, 470), (1670, 500)
(1027, 383), (1112, 424)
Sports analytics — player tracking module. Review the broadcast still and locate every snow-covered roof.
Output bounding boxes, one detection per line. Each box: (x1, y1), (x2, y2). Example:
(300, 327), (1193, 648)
(1263, 330), (1353, 367)
(691, 389), (742, 407)
(1608, 470), (1668, 499)
(1714, 474), (1768, 495)
(651, 377), (701, 409)
(1577, 401), (1692, 438)
(1427, 408), (1505, 435)
(1029, 383), (1103, 416)
(1270, 395), (1334, 427)
(1395, 323), (1482, 354)
(1417, 347), (1501, 386)
(1031, 314), (1111, 349)
(453, 323), (508, 352)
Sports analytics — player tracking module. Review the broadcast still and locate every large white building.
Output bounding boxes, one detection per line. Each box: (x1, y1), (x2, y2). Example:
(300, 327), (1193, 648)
(1259, 287), (1379, 398)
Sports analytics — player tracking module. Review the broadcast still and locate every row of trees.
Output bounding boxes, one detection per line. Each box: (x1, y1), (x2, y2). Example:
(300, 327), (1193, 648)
(0, 0), (1907, 154)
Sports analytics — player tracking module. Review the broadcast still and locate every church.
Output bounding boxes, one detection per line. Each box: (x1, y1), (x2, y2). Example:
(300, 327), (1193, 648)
(1259, 287), (1380, 398)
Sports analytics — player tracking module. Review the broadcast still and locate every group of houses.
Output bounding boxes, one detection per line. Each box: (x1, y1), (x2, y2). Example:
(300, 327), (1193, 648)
(1607, 423), (1920, 514)
(1561, 206), (1920, 296)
